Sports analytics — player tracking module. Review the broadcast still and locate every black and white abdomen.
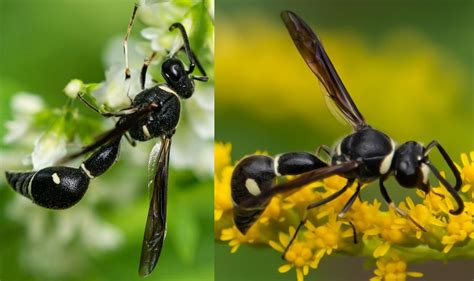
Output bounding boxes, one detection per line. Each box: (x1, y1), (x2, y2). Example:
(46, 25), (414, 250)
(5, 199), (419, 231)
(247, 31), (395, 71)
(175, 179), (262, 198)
(5, 138), (121, 209)
(126, 85), (181, 141)
(6, 167), (90, 209)
(231, 152), (326, 234)
(332, 127), (395, 182)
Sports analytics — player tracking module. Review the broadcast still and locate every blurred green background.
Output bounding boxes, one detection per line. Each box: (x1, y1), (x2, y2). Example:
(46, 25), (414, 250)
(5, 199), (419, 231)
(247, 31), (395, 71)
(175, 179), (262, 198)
(0, 1), (213, 281)
(215, 0), (473, 280)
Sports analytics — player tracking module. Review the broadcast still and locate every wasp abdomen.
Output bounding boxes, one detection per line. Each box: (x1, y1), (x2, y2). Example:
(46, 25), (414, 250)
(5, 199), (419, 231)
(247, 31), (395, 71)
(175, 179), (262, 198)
(275, 152), (326, 176)
(81, 138), (121, 178)
(5, 171), (36, 200)
(6, 167), (90, 209)
(231, 152), (326, 234)
(231, 155), (275, 233)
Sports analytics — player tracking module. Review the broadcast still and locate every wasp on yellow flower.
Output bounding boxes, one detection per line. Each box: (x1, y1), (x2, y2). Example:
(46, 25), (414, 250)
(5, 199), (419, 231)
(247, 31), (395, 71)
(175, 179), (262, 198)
(215, 9), (472, 281)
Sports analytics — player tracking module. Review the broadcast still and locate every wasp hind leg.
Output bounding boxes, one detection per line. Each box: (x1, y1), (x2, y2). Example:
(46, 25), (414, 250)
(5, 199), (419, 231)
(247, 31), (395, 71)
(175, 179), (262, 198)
(281, 178), (355, 260)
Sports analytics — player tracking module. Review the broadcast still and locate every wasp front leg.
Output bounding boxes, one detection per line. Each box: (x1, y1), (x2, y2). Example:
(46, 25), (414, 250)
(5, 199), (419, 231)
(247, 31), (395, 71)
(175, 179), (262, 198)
(231, 152), (327, 234)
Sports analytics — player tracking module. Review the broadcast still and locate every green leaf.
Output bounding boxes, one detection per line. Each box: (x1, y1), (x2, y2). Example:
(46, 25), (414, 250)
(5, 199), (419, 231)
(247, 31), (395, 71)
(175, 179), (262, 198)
(168, 195), (201, 264)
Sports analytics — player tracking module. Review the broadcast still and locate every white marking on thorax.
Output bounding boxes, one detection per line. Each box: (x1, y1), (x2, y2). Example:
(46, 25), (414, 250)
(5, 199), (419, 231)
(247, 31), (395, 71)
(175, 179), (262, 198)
(142, 125), (151, 138)
(336, 141), (342, 156)
(159, 85), (177, 95)
(245, 178), (261, 196)
(420, 163), (430, 184)
(80, 164), (94, 179)
(379, 139), (396, 175)
(274, 154), (281, 176)
(52, 173), (61, 184)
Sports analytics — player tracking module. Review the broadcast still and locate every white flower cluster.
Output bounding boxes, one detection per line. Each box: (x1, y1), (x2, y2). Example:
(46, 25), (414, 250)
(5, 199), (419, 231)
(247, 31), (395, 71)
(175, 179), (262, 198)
(2, 1), (213, 276)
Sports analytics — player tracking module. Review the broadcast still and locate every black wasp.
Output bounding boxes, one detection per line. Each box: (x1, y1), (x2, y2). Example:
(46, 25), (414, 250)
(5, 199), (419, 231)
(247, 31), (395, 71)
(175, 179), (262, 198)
(5, 4), (208, 276)
(231, 11), (464, 256)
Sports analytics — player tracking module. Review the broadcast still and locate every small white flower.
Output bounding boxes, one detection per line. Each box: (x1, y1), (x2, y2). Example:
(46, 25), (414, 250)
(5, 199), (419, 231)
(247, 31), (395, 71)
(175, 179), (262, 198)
(185, 84), (214, 140)
(6, 197), (123, 276)
(139, 2), (194, 56)
(4, 119), (30, 144)
(64, 79), (84, 98)
(4, 93), (44, 144)
(11, 92), (45, 115)
(31, 132), (67, 170)
(94, 38), (153, 109)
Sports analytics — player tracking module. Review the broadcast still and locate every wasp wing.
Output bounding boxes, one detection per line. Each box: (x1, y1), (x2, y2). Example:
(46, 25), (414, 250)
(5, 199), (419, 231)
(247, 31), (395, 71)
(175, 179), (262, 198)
(238, 160), (360, 210)
(138, 137), (172, 276)
(57, 102), (157, 164)
(281, 11), (367, 130)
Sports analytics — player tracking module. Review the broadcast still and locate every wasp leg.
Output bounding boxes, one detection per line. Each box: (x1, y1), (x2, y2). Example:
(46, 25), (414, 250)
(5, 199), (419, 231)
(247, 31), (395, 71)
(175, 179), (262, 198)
(123, 3), (139, 82)
(379, 176), (427, 232)
(122, 3), (139, 103)
(347, 220), (358, 244)
(76, 92), (138, 147)
(338, 182), (361, 218)
(282, 178), (354, 260)
(77, 93), (138, 117)
(140, 52), (157, 90)
(58, 102), (157, 164)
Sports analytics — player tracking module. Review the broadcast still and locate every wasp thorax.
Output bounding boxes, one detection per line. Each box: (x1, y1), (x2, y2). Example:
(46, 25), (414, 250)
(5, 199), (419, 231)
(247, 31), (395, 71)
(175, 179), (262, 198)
(161, 58), (195, 99)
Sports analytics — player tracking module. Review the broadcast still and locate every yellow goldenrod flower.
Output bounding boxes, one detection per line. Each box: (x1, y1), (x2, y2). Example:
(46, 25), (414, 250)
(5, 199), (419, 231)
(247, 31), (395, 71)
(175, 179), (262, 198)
(370, 252), (423, 281)
(402, 197), (445, 239)
(348, 199), (382, 234)
(214, 166), (233, 222)
(258, 196), (285, 225)
(220, 225), (257, 253)
(441, 202), (474, 253)
(323, 175), (348, 190)
(269, 227), (318, 281)
(282, 183), (323, 210)
(215, 142), (232, 177)
(371, 209), (408, 257)
(305, 214), (354, 257)
(458, 151), (474, 200)
(215, 144), (474, 279)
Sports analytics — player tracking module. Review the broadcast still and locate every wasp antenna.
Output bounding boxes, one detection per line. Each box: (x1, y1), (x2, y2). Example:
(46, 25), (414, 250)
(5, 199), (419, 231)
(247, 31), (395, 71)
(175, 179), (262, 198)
(169, 22), (196, 74)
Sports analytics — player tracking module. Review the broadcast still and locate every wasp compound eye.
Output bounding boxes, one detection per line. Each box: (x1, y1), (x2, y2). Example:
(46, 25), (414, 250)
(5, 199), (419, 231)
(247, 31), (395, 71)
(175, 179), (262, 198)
(162, 58), (186, 83)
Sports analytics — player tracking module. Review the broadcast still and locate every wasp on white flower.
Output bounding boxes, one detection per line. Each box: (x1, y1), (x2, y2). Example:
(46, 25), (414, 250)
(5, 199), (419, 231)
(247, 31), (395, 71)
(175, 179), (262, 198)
(4, 1), (213, 277)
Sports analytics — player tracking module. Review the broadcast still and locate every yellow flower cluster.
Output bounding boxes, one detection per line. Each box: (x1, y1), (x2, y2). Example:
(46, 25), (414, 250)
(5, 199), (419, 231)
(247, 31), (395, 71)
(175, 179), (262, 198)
(214, 143), (474, 281)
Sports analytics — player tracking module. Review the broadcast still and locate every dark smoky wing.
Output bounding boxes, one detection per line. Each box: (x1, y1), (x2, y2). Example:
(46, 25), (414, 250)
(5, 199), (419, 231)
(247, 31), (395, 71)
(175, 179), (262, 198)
(281, 11), (367, 130)
(239, 160), (360, 209)
(138, 137), (171, 276)
(58, 103), (157, 164)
